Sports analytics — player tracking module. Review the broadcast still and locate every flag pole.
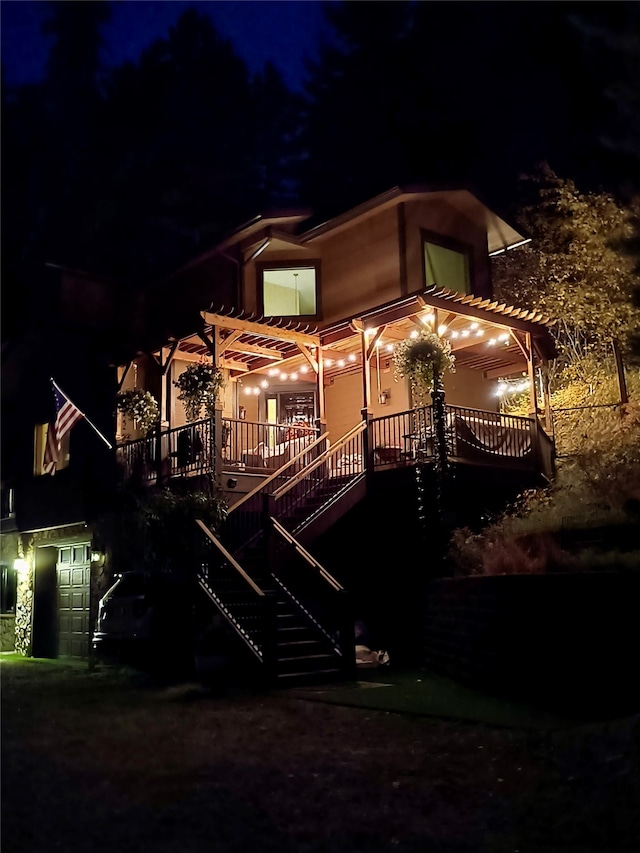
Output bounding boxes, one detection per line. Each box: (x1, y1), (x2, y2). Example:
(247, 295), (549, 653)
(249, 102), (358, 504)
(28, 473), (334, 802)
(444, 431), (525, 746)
(51, 378), (114, 450)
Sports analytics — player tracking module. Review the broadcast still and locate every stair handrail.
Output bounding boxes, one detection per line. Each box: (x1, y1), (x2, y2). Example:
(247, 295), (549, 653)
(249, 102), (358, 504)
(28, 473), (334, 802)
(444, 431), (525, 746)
(270, 516), (344, 592)
(195, 518), (264, 596)
(270, 516), (353, 666)
(272, 420), (367, 500)
(228, 432), (330, 515)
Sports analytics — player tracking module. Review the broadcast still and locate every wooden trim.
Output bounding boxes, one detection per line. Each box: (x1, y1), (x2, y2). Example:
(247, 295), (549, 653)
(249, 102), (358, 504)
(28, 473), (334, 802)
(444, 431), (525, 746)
(201, 311), (320, 347)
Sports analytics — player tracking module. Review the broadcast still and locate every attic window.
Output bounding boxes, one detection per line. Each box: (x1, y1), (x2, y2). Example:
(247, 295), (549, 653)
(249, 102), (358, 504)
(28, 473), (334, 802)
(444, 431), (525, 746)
(424, 239), (470, 295)
(260, 265), (318, 317)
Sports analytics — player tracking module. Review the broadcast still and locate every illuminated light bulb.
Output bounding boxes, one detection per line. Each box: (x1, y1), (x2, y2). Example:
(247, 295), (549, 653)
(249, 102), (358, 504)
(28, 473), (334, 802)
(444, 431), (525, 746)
(385, 345), (393, 353)
(488, 338), (496, 346)
(268, 368), (278, 377)
(300, 365), (309, 373)
(244, 387), (253, 395)
(337, 360), (345, 368)
(422, 312), (434, 324)
(497, 382), (508, 393)
(410, 330), (419, 339)
(348, 353), (357, 361)
(438, 325), (448, 336)
(279, 372), (288, 381)
(325, 359), (333, 367)
(475, 329), (484, 337)
(461, 330), (470, 338)
(500, 333), (510, 342)
(470, 322), (479, 330)
(13, 558), (28, 575)
(253, 387), (260, 395)
(290, 373), (298, 381)
(260, 379), (269, 389)
(451, 331), (459, 339)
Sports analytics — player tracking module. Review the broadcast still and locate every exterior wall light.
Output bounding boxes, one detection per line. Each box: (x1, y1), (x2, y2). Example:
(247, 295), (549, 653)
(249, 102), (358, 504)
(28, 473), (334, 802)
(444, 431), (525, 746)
(13, 558), (28, 575)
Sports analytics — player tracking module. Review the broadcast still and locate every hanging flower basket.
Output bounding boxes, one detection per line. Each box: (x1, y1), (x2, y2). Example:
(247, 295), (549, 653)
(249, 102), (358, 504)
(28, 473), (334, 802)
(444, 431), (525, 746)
(173, 362), (225, 422)
(393, 331), (455, 405)
(116, 388), (160, 435)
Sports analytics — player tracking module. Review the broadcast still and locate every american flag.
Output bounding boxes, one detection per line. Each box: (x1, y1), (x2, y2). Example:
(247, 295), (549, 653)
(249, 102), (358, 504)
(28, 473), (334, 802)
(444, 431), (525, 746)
(43, 383), (85, 475)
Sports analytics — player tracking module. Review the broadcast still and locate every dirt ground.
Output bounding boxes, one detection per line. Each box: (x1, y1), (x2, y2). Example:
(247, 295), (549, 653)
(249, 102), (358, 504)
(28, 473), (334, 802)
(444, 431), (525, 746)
(2, 657), (639, 853)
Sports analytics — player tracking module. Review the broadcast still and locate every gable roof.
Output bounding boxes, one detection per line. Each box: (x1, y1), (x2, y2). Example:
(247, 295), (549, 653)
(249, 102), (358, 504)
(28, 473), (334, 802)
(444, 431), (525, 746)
(300, 185), (528, 255)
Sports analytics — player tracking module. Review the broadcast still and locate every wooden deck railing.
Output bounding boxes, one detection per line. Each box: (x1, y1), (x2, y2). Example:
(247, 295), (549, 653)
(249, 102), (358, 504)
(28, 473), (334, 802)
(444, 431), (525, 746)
(116, 404), (552, 486)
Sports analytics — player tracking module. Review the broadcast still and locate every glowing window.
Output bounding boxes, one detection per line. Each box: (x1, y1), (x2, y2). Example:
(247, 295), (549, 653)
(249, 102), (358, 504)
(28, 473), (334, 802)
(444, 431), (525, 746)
(424, 241), (469, 295)
(262, 266), (317, 317)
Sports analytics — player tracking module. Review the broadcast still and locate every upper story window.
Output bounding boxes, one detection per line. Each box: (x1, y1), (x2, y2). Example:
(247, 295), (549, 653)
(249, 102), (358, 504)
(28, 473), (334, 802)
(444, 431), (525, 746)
(259, 263), (319, 318)
(423, 234), (470, 295)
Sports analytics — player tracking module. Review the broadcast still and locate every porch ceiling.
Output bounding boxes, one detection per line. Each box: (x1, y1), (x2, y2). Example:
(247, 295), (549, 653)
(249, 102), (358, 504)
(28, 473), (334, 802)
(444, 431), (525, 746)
(165, 289), (555, 385)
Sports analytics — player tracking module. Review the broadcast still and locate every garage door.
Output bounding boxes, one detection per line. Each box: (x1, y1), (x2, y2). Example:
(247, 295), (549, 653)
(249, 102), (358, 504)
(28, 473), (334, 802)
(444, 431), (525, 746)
(57, 544), (91, 658)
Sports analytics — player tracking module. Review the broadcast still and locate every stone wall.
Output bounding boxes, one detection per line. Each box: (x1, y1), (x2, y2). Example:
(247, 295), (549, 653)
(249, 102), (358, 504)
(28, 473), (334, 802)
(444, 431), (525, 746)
(1, 614), (16, 651)
(423, 571), (640, 715)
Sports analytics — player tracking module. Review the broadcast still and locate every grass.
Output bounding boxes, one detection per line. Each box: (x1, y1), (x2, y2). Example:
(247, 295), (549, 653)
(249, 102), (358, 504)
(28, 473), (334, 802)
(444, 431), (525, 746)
(288, 667), (584, 730)
(2, 655), (639, 853)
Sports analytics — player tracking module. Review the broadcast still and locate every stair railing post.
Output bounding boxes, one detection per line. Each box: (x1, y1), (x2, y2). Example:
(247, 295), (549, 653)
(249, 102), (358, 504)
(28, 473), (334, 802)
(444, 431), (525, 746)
(361, 407), (374, 487)
(213, 403), (224, 490)
(261, 590), (278, 688)
(337, 589), (356, 681)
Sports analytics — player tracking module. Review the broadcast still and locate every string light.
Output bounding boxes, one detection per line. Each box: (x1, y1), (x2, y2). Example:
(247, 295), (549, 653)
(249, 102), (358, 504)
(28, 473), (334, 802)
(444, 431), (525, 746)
(495, 378), (530, 397)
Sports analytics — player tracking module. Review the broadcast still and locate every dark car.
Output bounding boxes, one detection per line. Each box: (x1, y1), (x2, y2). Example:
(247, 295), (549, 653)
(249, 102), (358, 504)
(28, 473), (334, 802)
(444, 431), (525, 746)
(92, 571), (192, 671)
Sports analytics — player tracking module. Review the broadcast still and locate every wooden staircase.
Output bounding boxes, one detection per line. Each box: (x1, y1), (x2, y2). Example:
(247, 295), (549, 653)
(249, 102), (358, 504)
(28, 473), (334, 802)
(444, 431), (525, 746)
(194, 426), (365, 687)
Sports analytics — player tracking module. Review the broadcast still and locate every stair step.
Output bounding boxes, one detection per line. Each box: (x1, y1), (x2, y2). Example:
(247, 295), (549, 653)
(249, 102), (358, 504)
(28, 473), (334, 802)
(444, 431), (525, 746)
(278, 656), (336, 667)
(275, 668), (343, 682)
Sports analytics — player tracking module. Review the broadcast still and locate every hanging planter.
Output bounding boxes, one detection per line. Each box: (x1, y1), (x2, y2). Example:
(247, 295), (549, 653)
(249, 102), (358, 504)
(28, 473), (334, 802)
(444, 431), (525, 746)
(393, 330), (456, 534)
(116, 388), (160, 435)
(173, 362), (225, 423)
(393, 330), (455, 404)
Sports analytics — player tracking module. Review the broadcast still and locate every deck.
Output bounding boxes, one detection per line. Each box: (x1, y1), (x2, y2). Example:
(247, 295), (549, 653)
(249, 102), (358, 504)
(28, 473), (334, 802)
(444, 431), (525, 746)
(116, 404), (555, 487)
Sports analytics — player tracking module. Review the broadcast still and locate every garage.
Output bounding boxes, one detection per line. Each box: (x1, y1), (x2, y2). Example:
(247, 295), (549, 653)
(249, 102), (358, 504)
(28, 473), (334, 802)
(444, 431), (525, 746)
(57, 543), (91, 658)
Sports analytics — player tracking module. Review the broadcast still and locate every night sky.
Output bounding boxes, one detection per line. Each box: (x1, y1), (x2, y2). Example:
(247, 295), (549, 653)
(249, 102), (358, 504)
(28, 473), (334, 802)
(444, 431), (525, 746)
(0, 0), (328, 90)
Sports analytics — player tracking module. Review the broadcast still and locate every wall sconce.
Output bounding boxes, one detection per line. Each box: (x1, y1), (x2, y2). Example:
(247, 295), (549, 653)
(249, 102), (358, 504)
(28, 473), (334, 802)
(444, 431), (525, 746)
(226, 478), (238, 489)
(13, 558), (28, 576)
(90, 551), (106, 567)
(379, 390), (390, 405)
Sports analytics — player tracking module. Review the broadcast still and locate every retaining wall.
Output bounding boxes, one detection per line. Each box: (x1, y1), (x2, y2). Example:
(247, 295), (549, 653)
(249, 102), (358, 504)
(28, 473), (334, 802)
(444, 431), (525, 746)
(423, 571), (640, 716)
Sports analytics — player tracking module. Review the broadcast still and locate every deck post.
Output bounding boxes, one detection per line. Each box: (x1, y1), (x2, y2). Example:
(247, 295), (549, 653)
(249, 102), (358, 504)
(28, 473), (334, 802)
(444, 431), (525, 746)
(213, 404), (224, 491)
(361, 407), (374, 488)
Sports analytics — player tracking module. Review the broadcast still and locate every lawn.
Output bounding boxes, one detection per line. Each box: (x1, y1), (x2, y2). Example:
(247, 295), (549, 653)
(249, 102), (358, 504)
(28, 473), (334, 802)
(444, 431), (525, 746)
(2, 656), (639, 853)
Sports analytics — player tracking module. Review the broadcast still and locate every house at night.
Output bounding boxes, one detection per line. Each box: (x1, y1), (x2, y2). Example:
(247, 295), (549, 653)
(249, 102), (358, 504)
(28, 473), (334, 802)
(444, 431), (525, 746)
(1, 185), (557, 682)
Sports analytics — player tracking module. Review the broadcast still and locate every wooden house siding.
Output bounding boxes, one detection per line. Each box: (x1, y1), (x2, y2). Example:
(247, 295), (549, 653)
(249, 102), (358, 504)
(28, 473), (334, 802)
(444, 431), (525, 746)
(443, 364), (497, 411)
(310, 206), (402, 325)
